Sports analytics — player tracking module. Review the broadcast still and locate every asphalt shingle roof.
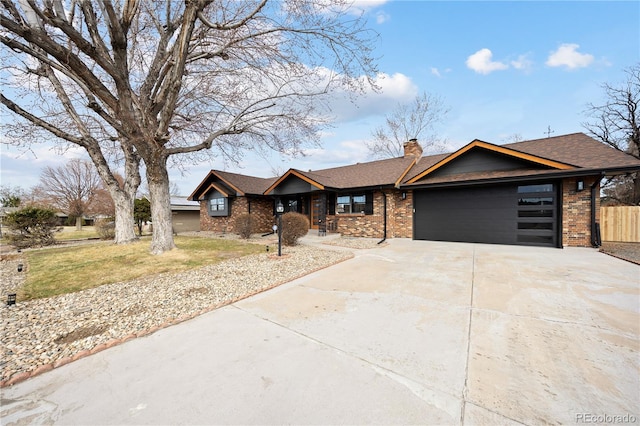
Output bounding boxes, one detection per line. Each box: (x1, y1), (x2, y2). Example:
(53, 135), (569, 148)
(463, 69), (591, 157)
(293, 156), (416, 189)
(192, 133), (640, 195)
(502, 132), (640, 169)
(403, 132), (640, 186)
(213, 170), (278, 195)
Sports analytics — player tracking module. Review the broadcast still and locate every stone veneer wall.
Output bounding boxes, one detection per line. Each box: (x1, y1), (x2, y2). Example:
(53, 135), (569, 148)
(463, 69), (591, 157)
(562, 176), (600, 247)
(326, 189), (413, 239)
(200, 197), (274, 234)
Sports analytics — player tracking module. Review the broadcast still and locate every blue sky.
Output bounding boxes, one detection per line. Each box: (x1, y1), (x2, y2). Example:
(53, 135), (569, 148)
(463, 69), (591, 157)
(1, 0), (639, 196)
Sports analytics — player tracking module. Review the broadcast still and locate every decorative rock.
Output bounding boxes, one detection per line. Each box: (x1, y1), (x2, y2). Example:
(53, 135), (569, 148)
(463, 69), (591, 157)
(0, 236), (363, 386)
(32, 364), (54, 376)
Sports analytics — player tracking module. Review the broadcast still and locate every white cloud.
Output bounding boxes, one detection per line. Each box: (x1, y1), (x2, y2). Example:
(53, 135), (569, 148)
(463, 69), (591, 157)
(325, 72), (418, 123)
(546, 43), (594, 69)
(299, 138), (370, 166)
(431, 67), (441, 78)
(375, 11), (390, 24)
(466, 48), (509, 75)
(511, 54), (533, 72)
(350, 0), (390, 13)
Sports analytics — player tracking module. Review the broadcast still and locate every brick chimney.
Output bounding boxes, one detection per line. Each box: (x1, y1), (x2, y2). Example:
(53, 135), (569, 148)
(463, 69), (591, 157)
(403, 138), (423, 160)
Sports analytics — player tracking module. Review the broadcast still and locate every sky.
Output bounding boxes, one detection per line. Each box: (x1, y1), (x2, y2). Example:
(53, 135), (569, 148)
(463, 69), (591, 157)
(1, 0), (639, 197)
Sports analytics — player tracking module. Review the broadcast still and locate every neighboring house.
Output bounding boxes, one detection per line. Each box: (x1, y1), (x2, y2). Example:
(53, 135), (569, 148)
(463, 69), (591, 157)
(189, 133), (640, 248)
(170, 196), (201, 233)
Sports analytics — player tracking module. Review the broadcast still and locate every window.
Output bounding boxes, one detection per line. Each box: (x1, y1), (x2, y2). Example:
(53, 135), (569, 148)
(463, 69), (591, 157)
(209, 197), (225, 211)
(337, 194), (366, 214)
(517, 184), (554, 193)
(518, 197), (553, 206)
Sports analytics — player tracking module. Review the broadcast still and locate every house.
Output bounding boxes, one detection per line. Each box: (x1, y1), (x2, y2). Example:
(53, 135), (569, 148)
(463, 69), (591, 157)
(170, 196), (201, 233)
(189, 133), (640, 248)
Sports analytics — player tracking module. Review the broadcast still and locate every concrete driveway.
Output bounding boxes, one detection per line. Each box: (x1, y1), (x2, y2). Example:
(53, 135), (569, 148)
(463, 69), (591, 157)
(2, 239), (638, 425)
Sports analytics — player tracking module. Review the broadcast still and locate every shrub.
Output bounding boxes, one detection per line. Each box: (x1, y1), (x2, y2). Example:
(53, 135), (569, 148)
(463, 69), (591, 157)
(235, 213), (254, 239)
(280, 212), (309, 246)
(95, 217), (116, 240)
(4, 206), (60, 248)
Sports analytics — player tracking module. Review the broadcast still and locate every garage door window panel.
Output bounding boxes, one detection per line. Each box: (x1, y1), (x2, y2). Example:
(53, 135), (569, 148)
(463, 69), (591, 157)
(516, 183), (556, 247)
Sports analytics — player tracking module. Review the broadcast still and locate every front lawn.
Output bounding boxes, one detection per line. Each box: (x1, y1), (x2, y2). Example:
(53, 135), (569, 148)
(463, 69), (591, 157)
(18, 236), (264, 300)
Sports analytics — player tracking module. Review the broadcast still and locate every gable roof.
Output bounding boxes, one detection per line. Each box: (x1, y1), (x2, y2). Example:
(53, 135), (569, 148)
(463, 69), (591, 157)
(405, 139), (575, 184)
(190, 133), (640, 197)
(503, 132), (640, 169)
(264, 156), (417, 194)
(189, 170), (277, 200)
(404, 133), (640, 187)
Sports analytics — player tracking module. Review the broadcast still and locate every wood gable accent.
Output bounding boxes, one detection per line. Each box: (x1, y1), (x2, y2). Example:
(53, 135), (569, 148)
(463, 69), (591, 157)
(202, 182), (230, 198)
(406, 139), (575, 184)
(188, 170), (244, 200)
(394, 158), (417, 188)
(263, 169), (325, 195)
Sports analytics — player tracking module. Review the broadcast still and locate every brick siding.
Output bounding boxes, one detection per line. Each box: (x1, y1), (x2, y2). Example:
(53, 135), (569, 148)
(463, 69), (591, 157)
(198, 181), (601, 247)
(562, 176), (601, 247)
(200, 197), (274, 234)
(327, 189), (413, 239)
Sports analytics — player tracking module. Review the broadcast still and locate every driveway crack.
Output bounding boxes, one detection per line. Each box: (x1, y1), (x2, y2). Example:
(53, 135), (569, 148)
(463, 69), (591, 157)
(460, 245), (476, 425)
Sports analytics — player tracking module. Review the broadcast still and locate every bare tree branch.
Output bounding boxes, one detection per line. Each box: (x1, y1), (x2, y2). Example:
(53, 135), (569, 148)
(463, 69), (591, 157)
(367, 91), (449, 159)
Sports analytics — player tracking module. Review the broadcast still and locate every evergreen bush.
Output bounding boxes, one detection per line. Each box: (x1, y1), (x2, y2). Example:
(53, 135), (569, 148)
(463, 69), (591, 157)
(4, 207), (60, 248)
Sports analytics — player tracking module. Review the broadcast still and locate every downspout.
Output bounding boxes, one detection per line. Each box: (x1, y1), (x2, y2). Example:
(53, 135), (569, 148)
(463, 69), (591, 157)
(378, 190), (387, 245)
(591, 173), (605, 247)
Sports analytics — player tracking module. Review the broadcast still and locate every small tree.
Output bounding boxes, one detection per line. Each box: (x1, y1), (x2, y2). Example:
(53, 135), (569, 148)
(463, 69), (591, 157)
(4, 207), (60, 248)
(281, 212), (310, 246)
(134, 198), (152, 237)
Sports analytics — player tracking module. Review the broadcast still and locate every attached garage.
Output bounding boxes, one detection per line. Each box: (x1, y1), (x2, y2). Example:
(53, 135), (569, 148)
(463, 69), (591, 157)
(413, 182), (559, 247)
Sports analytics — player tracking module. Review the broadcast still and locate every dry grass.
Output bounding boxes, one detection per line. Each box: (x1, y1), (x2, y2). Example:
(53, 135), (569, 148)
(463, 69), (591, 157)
(54, 226), (107, 241)
(19, 236), (264, 300)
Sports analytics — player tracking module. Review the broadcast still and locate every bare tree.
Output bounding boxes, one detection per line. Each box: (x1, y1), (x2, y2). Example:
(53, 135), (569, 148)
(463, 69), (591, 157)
(34, 159), (102, 230)
(366, 92), (449, 159)
(583, 63), (640, 204)
(0, 0), (378, 254)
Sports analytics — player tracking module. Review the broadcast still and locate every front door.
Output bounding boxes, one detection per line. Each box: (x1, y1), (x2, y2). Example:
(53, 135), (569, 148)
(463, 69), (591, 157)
(310, 194), (321, 229)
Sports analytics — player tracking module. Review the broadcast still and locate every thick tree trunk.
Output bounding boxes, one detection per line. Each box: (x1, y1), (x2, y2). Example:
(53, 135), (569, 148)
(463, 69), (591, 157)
(147, 156), (176, 255)
(85, 144), (139, 244)
(111, 189), (138, 243)
(75, 215), (83, 231)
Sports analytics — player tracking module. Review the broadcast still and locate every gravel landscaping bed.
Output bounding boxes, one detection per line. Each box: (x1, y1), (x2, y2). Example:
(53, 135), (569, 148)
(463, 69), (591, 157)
(599, 241), (640, 265)
(0, 235), (356, 386)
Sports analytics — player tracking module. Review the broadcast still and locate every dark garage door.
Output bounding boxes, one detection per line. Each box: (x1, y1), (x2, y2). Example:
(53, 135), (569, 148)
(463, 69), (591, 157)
(413, 183), (558, 247)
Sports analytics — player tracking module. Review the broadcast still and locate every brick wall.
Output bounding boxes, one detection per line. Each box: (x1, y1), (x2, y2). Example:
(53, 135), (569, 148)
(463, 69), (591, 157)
(327, 189), (413, 239)
(562, 176), (601, 247)
(200, 197), (274, 234)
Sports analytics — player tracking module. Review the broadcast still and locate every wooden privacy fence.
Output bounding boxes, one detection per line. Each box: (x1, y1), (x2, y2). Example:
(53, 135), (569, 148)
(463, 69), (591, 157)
(600, 206), (640, 242)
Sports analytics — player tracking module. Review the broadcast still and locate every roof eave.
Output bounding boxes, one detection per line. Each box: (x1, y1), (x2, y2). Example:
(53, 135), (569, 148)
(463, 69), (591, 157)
(263, 169), (325, 195)
(400, 165), (640, 190)
(406, 140), (575, 184)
